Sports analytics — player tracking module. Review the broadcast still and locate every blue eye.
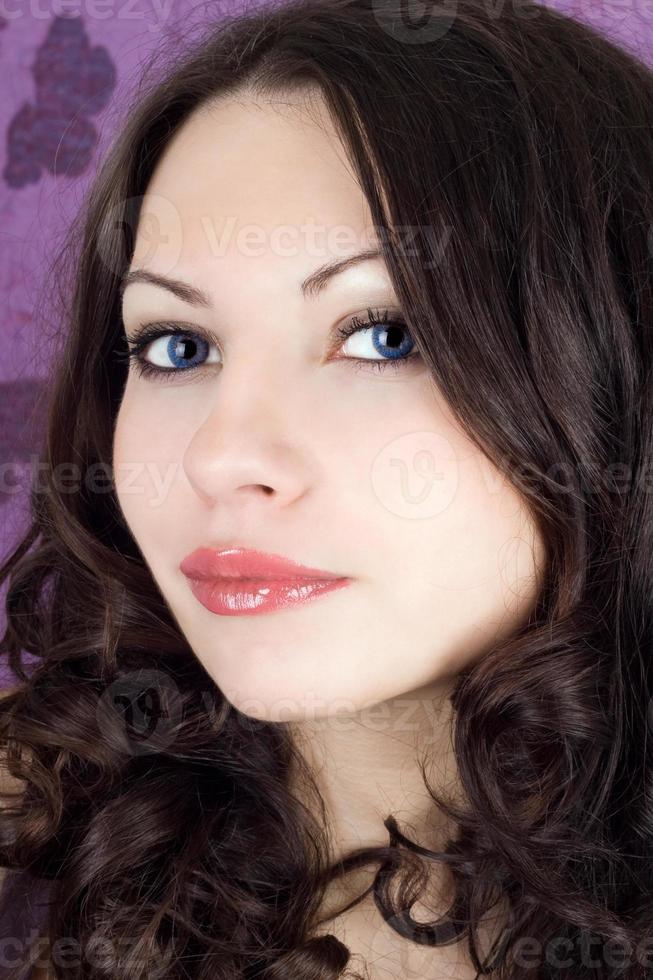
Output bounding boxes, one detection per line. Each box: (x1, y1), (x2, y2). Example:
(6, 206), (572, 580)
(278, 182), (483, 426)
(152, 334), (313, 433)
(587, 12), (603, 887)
(118, 307), (421, 381)
(133, 333), (220, 374)
(334, 308), (419, 373)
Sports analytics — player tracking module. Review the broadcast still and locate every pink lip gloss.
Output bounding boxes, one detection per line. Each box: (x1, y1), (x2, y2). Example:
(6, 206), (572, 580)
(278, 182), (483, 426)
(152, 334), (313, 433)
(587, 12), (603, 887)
(185, 576), (352, 616)
(179, 546), (353, 616)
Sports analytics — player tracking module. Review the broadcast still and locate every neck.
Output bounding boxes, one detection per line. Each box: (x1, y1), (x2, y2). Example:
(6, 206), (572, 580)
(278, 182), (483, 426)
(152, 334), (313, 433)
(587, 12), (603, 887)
(288, 676), (464, 921)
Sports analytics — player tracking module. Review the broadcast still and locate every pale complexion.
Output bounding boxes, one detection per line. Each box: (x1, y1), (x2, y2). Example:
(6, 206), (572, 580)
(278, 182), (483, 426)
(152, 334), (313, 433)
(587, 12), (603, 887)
(113, 87), (545, 977)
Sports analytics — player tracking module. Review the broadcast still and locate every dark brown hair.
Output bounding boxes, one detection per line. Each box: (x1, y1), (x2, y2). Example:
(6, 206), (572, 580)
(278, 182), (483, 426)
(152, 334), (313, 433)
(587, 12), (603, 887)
(1, 0), (653, 976)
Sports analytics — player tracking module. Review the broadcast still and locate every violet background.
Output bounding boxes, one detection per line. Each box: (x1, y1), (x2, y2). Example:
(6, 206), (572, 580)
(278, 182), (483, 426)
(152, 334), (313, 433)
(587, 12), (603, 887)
(0, 0), (652, 689)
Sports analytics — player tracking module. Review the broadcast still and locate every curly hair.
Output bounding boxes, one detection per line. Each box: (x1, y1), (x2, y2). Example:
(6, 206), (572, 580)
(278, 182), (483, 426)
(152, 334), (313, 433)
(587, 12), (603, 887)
(1, 0), (653, 976)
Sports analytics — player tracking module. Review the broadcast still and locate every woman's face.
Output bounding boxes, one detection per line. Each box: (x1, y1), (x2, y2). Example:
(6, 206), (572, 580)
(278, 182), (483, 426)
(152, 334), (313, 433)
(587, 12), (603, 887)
(113, 89), (545, 721)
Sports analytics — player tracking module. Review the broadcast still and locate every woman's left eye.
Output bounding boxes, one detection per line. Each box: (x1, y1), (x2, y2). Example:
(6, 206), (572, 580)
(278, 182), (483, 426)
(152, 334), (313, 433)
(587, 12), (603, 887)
(333, 308), (420, 375)
(118, 307), (421, 381)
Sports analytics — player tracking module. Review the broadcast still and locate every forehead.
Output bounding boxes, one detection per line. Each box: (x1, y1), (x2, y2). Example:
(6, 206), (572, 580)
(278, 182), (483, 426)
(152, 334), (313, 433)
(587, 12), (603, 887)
(132, 92), (376, 272)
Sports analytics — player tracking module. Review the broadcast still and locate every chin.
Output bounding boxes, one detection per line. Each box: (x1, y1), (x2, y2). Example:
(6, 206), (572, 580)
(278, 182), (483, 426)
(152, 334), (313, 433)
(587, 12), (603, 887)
(211, 672), (363, 724)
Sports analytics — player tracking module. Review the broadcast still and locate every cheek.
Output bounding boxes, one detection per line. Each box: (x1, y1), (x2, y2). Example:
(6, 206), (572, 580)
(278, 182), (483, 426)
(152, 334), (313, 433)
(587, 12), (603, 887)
(367, 428), (544, 659)
(112, 393), (180, 536)
(411, 454), (541, 599)
(112, 401), (144, 538)
(332, 377), (451, 501)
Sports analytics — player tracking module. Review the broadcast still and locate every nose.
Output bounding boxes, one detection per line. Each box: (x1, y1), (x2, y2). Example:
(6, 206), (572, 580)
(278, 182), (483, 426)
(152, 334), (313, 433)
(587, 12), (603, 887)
(181, 359), (312, 515)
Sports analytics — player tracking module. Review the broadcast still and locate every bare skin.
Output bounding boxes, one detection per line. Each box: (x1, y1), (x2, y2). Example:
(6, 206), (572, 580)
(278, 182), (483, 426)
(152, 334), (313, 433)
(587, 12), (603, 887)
(112, 86), (545, 976)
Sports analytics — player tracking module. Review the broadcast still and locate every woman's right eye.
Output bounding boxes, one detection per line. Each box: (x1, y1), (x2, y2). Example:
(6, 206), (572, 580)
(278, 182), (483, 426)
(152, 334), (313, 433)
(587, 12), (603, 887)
(120, 326), (222, 381)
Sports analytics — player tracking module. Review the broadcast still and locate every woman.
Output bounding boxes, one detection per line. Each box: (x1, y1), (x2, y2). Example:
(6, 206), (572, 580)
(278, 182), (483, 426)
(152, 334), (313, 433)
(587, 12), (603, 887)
(1, 0), (652, 976)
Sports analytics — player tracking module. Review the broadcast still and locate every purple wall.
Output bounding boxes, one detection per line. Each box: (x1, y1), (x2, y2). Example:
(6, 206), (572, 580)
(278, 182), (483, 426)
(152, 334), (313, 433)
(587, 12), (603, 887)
(1, 0), (652, 688)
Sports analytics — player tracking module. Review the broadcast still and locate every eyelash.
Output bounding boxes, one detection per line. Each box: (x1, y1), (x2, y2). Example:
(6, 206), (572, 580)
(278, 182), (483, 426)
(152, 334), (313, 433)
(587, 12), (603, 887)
(116, 307), (421, 382)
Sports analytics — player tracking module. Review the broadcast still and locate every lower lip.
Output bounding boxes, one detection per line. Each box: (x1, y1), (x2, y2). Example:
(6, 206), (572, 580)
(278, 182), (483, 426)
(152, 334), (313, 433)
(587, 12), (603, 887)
(185, 576), (353, 616)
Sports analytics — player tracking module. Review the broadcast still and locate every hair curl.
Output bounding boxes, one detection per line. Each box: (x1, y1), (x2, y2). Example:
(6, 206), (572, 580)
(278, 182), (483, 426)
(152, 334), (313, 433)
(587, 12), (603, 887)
(1, 0), (653, 977)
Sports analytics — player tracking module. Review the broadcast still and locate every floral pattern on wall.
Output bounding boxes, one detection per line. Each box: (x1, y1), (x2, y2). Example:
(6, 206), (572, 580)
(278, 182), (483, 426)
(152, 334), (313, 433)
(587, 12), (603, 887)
(4, 15), (116, 189)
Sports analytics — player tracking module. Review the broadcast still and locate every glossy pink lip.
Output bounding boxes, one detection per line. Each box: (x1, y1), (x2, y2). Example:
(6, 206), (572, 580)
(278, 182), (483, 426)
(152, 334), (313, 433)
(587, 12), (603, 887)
(178, 547), (353, 616)
(179, 546), (347, 581)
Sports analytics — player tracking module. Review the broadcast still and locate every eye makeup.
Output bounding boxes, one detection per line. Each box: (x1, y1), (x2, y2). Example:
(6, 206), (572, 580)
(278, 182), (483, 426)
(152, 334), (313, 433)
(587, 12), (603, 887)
(116, 305), (422, 381)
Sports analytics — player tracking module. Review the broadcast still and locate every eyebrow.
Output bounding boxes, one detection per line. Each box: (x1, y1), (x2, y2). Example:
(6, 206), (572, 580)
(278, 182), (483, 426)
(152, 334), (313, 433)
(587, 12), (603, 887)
(118, 247), (384, 306)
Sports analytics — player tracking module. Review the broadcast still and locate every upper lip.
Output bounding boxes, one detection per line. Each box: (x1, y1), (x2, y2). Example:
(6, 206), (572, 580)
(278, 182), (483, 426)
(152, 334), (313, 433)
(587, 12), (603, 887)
(179, 546), (348, 582)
